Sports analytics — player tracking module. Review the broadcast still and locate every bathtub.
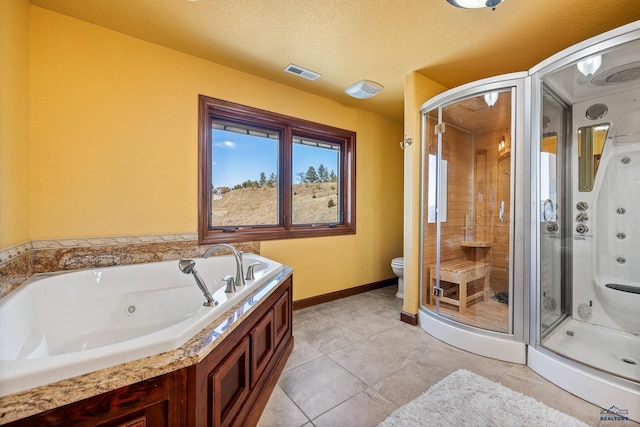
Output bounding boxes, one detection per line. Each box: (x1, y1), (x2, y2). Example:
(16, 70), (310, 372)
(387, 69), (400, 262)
(0, 253), (282, 397)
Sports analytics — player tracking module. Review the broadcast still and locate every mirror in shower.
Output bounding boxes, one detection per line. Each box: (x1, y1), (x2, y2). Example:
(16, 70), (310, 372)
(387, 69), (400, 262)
(577, 123), (610, 192)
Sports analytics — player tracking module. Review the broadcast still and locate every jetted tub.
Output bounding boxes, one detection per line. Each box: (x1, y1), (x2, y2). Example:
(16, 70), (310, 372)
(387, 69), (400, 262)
(0, 254), (282, 397)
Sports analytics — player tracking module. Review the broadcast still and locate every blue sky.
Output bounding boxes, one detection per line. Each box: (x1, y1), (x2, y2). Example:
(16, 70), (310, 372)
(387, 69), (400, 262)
(212, 129), (338, 188)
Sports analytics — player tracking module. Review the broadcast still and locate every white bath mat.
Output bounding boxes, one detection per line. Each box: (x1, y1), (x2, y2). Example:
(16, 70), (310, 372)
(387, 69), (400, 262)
(378, 369), (588, 427)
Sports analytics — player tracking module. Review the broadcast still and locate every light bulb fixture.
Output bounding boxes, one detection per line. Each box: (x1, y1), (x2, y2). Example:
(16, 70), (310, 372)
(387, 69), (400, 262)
(576, 55), (602, 77)
(447, 0), (505, 9)
(498, 136), (506, 153)
(345, 80), (384, 99)
(484, 92), (499, 107)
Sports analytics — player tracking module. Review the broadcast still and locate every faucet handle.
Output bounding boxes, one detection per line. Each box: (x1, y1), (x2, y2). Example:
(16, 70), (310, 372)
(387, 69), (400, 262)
(222, 275), (236, 293)
(245, 262), (260, 281)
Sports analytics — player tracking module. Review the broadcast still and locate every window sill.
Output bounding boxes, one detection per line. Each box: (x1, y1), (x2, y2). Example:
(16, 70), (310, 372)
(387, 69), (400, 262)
(198, 225), (355, 244)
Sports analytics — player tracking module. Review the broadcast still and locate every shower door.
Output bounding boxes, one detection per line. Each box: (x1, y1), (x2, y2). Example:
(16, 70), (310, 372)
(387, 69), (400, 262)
(539, 87), (571, 335)
(421, 83), (519, 335)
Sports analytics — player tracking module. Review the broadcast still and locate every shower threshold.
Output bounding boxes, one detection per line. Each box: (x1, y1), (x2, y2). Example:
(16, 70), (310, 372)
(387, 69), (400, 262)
(542, 318), (640, 382)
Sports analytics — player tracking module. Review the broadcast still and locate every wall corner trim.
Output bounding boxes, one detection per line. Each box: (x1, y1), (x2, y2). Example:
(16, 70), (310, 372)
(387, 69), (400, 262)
(400, 311), (419, 326)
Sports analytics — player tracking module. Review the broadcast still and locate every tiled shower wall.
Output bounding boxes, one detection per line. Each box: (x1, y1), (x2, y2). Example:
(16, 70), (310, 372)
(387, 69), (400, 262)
(0, 234), (260, 299)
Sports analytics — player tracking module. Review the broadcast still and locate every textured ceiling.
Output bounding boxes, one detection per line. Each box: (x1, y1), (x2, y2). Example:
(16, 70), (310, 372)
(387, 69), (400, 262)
(30, 0), (640, 120)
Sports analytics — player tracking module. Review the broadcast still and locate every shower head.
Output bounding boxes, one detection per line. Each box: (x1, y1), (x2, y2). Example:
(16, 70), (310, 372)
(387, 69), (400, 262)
(179, 258), (196, 275)
(591, 61), (640, 86)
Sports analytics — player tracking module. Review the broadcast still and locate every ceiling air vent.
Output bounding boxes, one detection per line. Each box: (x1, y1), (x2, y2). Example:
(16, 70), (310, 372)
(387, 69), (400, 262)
(284, 64), (321, 81)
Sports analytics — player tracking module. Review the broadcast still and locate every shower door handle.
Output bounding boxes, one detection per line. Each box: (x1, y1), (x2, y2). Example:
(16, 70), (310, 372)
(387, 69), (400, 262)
(499, 201), (505, 223)
(543, 199), (558, 232)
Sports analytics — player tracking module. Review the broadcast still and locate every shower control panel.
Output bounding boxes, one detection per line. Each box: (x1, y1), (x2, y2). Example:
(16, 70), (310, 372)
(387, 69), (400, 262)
(575, 201), (590, 235)
(575, 212), (589, 222)
(576, 223), (589, 234)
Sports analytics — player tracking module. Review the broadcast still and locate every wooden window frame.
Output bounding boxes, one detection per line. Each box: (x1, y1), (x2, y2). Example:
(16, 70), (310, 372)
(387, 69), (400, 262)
(198, 95), (356, 244)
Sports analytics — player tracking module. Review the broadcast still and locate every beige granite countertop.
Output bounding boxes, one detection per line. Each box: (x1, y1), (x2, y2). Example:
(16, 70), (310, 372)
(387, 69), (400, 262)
(0, 266), (293, 425)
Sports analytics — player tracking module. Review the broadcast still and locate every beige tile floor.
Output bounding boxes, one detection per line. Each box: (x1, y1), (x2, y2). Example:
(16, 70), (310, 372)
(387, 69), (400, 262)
(257, 286), (636, 427)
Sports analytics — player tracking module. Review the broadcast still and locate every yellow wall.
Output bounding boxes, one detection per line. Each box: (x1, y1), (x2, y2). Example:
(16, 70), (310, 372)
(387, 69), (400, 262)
(0, 0), (31, 248)
(402, 72), (447, 316)
(263, 109), (404, 300)
(24, 7), (403, 300)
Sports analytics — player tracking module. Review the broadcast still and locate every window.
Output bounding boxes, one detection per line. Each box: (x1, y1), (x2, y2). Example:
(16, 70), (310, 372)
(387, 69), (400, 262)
(198, 96), (356, 244)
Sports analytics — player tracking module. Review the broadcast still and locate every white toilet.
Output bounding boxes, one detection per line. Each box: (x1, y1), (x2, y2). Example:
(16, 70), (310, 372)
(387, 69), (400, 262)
(391, 257), (404, 299)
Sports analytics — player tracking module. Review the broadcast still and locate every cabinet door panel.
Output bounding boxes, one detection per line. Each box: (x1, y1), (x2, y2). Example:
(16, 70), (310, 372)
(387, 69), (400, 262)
(105, 401), (167, 427)
(250, 309), (274, 388)
(273, 290), (290, 347)
(117, 416), (147, 427)
(211, 336), (250, 427)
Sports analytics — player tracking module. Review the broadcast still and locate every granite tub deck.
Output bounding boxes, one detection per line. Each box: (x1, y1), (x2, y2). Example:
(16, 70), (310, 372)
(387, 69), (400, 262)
(0, 266), (293, 425)
(0, 236), (261, 299)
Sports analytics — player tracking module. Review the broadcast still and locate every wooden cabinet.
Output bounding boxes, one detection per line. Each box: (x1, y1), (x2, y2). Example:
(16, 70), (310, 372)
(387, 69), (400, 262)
(6, 370), (187, 427)
(6, 275), (293, 427)
(190, 276), (293, 427)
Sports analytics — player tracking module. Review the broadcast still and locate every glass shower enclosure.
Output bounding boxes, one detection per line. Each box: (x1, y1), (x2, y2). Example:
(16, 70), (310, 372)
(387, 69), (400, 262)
(419, 74), (527, 363)
(528, 24), (640, 417)
(416, 22), (640, 420)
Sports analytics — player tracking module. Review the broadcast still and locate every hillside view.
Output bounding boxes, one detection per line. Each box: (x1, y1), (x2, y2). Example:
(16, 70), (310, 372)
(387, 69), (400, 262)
(211, 182), (339, 225)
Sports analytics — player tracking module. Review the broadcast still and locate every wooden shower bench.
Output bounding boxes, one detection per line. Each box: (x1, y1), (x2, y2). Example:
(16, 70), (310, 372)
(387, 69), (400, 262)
(429, 259), (489, 313)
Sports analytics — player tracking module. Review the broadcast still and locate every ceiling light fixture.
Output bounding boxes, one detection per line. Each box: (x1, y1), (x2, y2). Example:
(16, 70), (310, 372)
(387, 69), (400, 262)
(484, 92), (499, 107)
(345, 80), (384, 99)
(576, 55), (603, 77)
(447, 0), (505, 9)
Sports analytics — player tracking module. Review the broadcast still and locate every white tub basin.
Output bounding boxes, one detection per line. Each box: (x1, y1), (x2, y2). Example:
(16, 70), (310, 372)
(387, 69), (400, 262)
(0, 253), (282, 397)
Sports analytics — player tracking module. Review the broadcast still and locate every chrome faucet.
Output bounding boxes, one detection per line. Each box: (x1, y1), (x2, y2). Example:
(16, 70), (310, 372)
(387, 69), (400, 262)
(222, 275), (236, 293)
(245, 262), (260, 281)
(178, 258), (217, 306)
(203, 244), (246, 288)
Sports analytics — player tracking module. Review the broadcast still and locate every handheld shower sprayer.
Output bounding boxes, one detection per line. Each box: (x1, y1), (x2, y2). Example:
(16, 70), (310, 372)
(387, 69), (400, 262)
(179, 258), (217, 307)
